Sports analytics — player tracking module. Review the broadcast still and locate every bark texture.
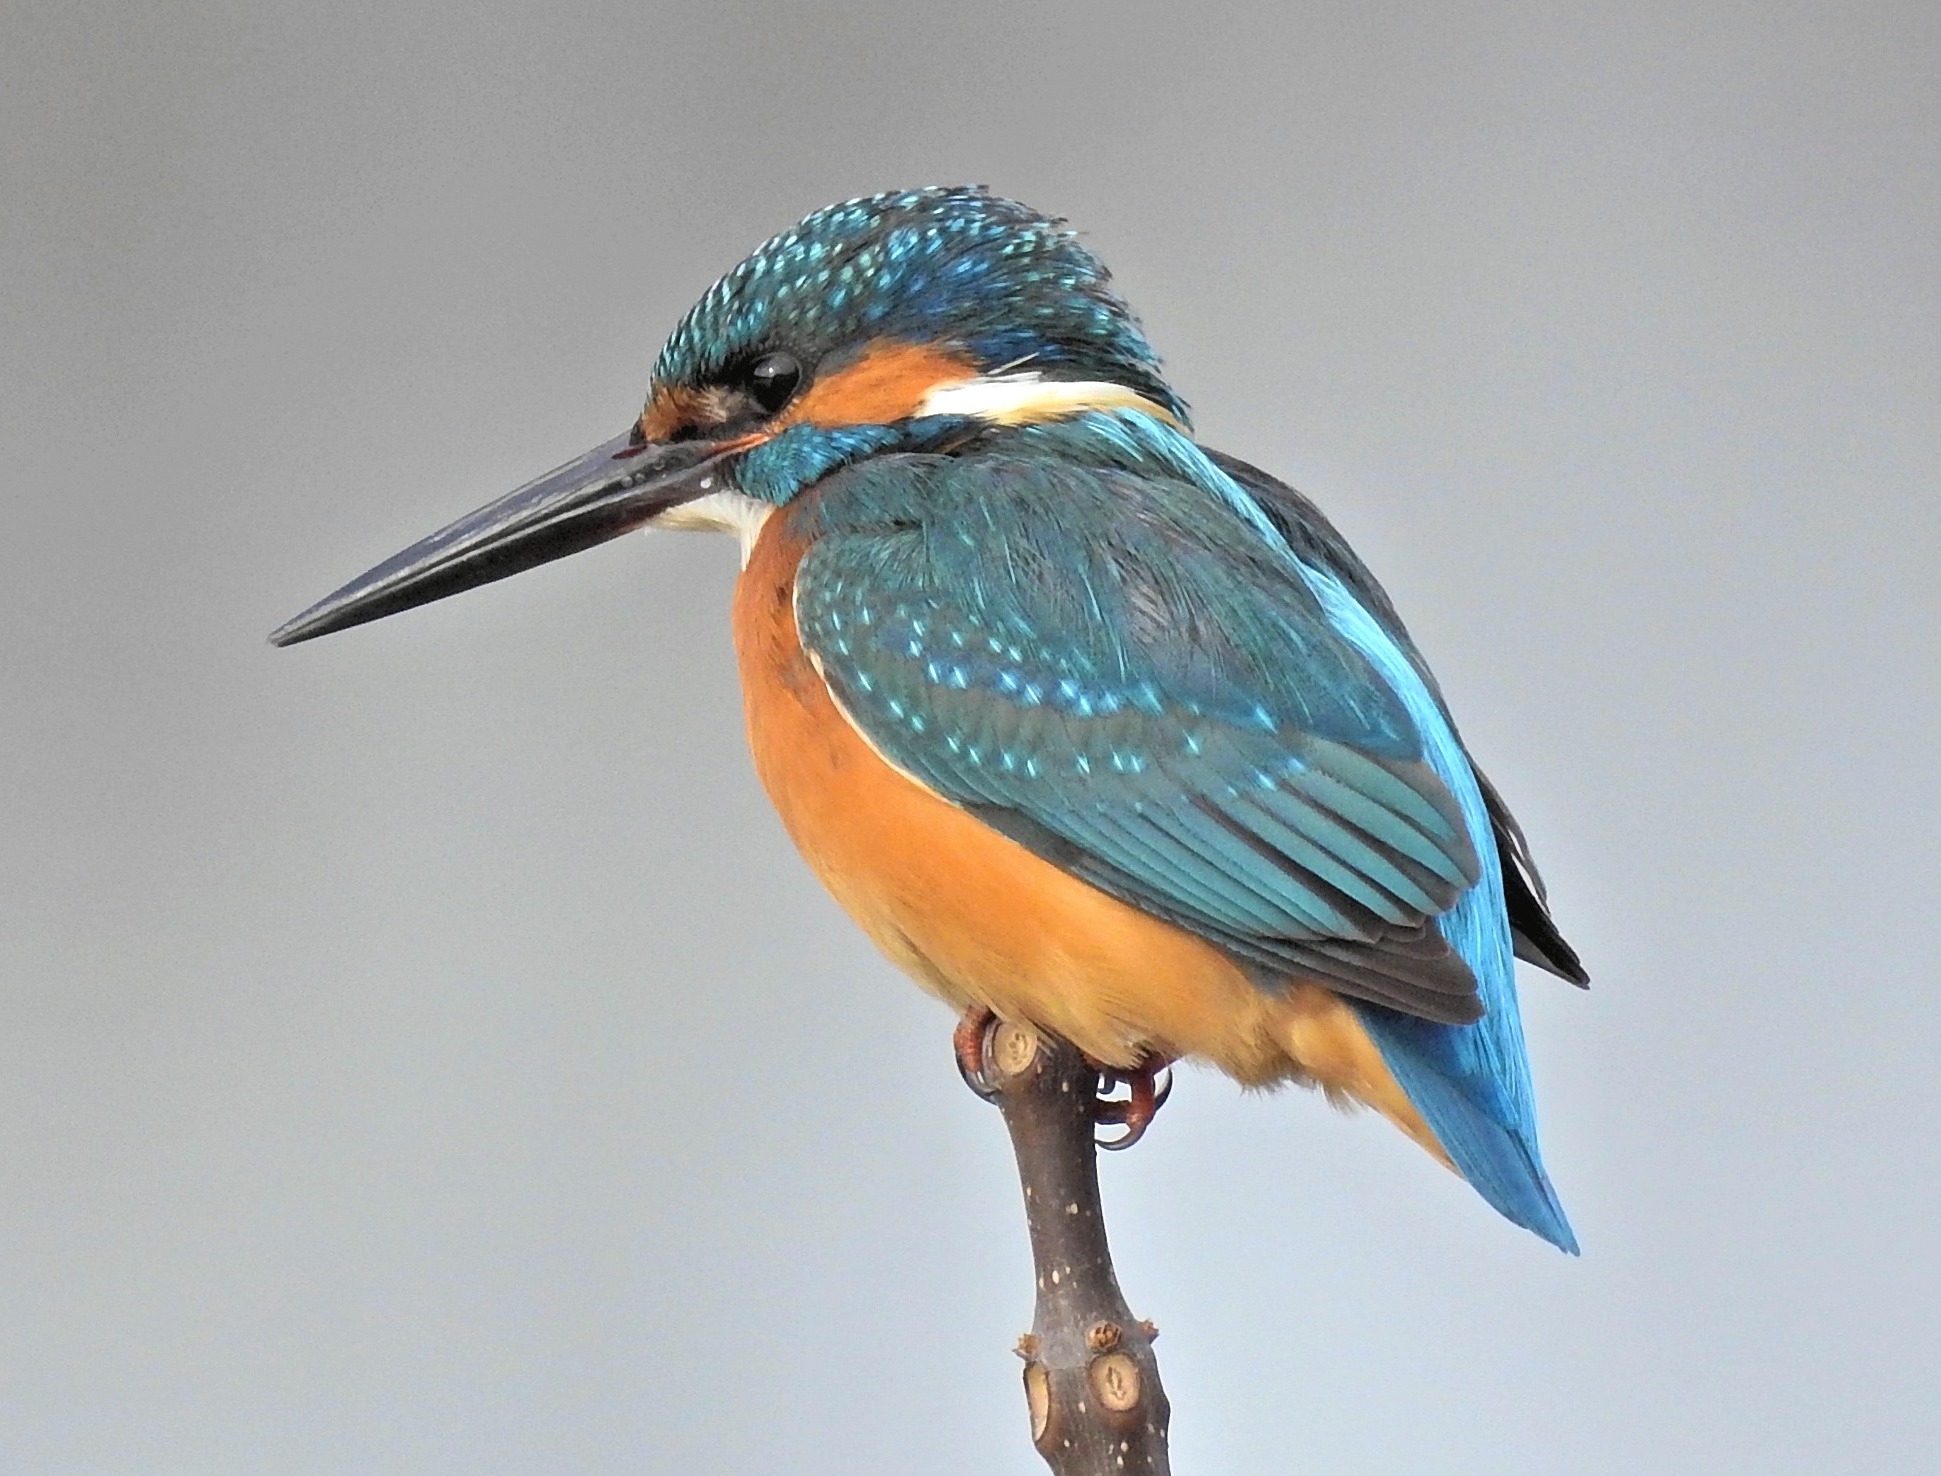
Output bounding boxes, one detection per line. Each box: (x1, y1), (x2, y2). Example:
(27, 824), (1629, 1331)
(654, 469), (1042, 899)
(986, 1022), (1171, 1475)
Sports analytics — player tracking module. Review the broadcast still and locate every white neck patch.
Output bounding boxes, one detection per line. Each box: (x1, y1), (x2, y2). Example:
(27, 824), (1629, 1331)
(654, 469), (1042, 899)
(915, 373), (1182, 429)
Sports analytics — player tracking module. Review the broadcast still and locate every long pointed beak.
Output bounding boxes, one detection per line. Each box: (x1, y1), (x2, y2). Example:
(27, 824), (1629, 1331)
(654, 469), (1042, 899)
(269, 431), (741, 647)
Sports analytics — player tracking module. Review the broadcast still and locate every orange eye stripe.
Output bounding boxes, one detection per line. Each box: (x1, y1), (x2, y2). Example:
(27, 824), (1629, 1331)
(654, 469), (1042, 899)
(638, 384), (720, 442)
(778, 340), (976, 429)
(640, 339), (974, 445)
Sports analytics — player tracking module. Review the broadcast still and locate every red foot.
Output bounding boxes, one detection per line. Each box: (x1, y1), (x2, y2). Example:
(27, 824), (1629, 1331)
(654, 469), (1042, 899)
(953, 1005), (999, 1100)
(1092, 1052), (1175, 1150)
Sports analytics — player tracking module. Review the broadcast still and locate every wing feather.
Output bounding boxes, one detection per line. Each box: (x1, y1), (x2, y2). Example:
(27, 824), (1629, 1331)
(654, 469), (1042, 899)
(793, 448), (1491, 1023)
(1207, 447), (1589, 987)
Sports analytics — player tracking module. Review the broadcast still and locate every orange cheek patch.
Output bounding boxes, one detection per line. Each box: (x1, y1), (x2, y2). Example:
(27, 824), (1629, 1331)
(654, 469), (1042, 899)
(780, 340), (976, 429)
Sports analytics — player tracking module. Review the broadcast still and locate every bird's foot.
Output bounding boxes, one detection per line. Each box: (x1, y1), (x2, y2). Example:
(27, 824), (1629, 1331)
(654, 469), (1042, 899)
(953, 1004), (1001, 1101)
(955, 1010), (1173, 1147)
(1091, 1052), (1175, 1150)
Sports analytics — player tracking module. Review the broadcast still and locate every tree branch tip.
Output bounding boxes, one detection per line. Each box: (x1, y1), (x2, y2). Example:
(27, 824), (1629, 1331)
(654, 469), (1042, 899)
(990, 1020), (1042, 1080)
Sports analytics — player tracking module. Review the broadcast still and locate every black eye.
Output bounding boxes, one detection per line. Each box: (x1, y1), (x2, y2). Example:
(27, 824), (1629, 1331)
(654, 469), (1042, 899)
(745, 351), (802, 414)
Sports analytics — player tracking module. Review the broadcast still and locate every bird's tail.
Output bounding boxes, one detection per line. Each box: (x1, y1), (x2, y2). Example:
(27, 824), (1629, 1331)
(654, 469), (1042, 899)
(1356, 1007), (1580, 1254)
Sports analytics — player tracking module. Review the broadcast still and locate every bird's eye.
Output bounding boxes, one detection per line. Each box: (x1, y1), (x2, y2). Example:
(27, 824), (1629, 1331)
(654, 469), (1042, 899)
(745, 352), (802, 415)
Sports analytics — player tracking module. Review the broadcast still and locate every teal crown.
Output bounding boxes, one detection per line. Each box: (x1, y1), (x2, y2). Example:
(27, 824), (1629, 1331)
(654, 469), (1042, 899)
(653, 186), (1187, 422)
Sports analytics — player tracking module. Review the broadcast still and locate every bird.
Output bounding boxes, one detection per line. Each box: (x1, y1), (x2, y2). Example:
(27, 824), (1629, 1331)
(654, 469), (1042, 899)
(272, 186), (1588, 1252)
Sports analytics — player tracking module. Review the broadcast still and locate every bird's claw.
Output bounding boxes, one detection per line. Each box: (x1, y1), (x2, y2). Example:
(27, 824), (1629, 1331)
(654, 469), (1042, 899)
(1092, 1055), (1174, 1150)
(953, 1005), (1001, 1101)
(956, 1009), (1174, 1147)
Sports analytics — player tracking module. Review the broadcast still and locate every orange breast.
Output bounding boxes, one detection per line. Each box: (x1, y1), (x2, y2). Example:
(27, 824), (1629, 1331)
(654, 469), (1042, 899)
(730, 499), (1447, 1161)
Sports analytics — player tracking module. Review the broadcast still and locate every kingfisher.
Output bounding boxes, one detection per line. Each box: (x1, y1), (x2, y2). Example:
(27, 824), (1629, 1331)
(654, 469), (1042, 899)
(272, 187), (1588, 1252)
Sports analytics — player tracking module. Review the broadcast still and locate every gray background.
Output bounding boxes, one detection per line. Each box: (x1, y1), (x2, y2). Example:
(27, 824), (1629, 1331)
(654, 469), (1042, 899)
(4, 2), (1937, 1472)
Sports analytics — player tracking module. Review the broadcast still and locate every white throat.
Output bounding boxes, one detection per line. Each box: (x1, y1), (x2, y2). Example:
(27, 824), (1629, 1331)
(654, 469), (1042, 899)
(649, 488), (774, 566)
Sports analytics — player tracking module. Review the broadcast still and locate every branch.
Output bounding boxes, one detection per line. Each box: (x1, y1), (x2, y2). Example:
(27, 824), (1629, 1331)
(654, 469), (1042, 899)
(983, 1023), (1172, 1475)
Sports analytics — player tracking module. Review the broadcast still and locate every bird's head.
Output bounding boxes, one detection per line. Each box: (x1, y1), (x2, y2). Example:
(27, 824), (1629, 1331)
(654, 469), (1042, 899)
(271, 186), (1185, 646)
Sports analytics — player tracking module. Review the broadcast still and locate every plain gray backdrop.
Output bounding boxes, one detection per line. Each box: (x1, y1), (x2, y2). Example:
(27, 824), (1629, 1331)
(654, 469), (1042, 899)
(5, 2), (1937, 1472)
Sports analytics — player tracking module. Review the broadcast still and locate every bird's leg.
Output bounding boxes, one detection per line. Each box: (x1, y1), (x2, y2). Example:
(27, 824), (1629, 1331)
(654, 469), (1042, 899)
(1091, 1053), (1175, 1151)
(954, 1004), (1002, 1101)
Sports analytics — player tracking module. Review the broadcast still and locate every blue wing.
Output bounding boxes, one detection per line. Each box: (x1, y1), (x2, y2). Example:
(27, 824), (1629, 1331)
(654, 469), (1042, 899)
(1208, 448), (1588, 989)
(797, 432), (1485, 1021)
(794, 413), (1576, 1249)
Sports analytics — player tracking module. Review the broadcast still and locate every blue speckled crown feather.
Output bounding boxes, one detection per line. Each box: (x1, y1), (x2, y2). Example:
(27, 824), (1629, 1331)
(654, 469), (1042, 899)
(653, 187), (1188, 423)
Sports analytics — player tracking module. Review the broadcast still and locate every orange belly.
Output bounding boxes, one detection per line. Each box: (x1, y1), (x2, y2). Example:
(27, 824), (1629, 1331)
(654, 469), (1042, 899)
(731, 501), (1446, 1161)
